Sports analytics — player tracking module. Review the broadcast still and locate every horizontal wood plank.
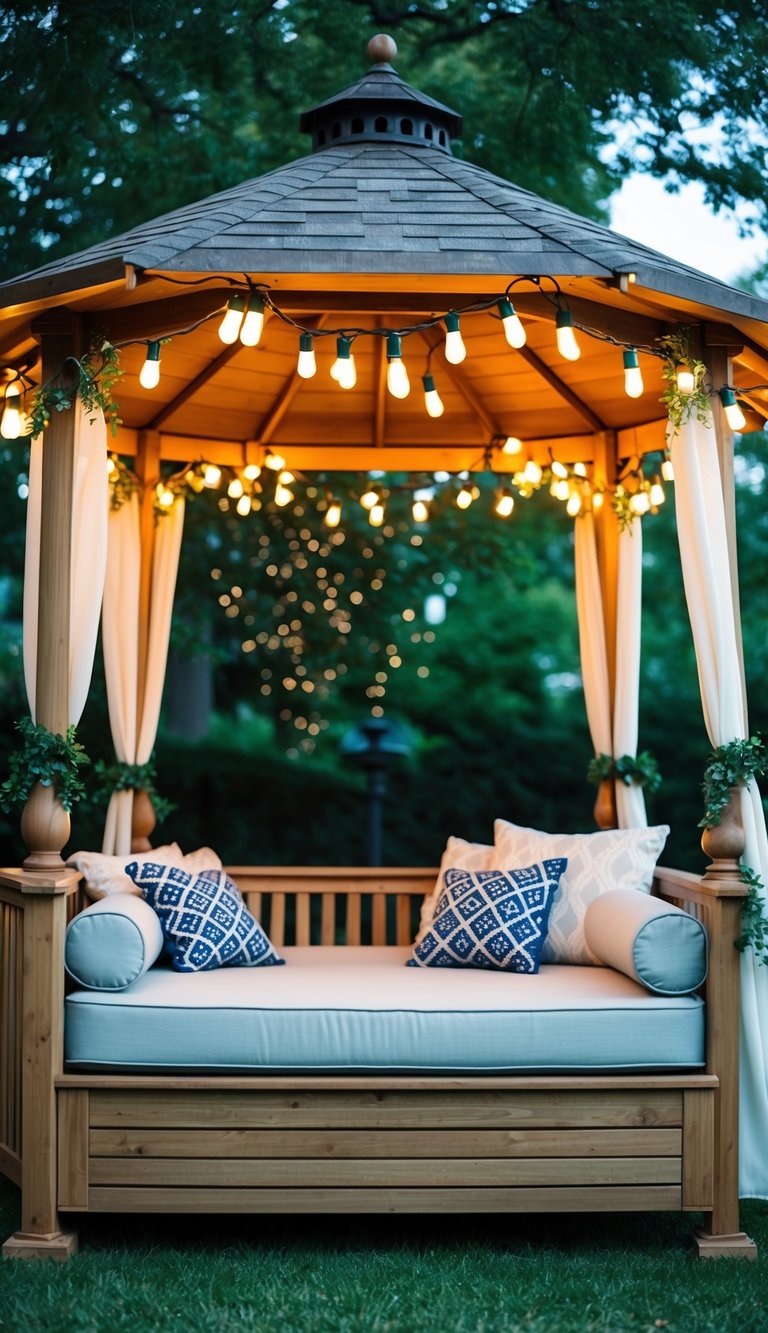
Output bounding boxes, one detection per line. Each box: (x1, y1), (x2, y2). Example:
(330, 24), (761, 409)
(88, 1156), (682, 1189)
(90, 1126), (681, 1160)
(84, 1184), (683, 1214)
(89, 1090), (684, 1130)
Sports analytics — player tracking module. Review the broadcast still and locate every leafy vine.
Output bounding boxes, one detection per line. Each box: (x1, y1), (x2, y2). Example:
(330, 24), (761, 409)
(93, 756), (175, 824)
(0, 717), (89, 813)
(587, 751), (662, 795)
(28, 337), (123, 439)
(657, 328), (710, 435)
(700, 735), (768, 965)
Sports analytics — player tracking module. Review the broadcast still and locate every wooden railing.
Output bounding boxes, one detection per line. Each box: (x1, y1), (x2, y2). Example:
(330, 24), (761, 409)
(0, 887), (23, 1186)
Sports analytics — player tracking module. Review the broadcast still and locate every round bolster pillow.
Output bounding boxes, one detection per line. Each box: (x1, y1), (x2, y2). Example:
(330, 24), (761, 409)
(65, 894), (164, 991)
(584, 889), (707, 995)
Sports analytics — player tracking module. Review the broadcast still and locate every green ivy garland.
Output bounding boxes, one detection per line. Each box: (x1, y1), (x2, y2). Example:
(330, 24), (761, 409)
(28, 338), (123, 439)
(586, 751), (662, 795)
(699, 735), (768, 965)
(0, 717), (89, 813)
(657, 328), (711, 436)
(93, 757), (175, 824)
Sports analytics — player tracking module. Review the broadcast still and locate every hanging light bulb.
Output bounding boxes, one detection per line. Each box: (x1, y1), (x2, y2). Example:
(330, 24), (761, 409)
(555, 309), (581, 361)
(629, 490), (651, 516)
(456, 483), (474, 510)
(274, 482), (294, 507)
(139, 341), (161, 390)
(573, 462), (587, 478)
(551, 478), (570, 502)
(186, 469), (205, 493)
(278, 469), (295, 485)
(239, 295), (265, 347)
(218, 293), (247, 344)
(236, 494), (252, 517)
(522, 459), (542, 486)
(497, 298), (526, 349)
(360, 487), (380, 510)
(243, 462), (261, 482)
(155, 482), (175, 509)
(502, 436), (523, 456)
(228, 476), (244, 499)
(369, 502), (385, 527)
(330, 336), (356, 389)
(202, 463), (222, 488)
(297, 333), (317, 379)
(444, 311), (467, 364)
(264, 450), (285, 471)
(324, 499), (342, 528)
(106, 455), (117, 476)
(422, 373), (444, 418)
(386, 333), (410, 399)
(650, 475), (665, 507)
(566, 492), (582, 517)
(495, 487), (515, 518)
(661, 454), (675, 483)
(412, 497), (430, 523)
(551, 459), (568, 479)
(623, 348), (644, 398)
(676, 364), (695, 394)
(0, 384), (23, 439)
(592, 490), (604, 511)
(719, 387), (747, 431)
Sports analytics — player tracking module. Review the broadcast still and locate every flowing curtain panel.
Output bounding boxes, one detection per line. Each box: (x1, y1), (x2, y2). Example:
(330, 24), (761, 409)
(671, 413), (768, 1198)
(102, 496), (185, 855)
(22, 404), (108, 725)
(574, 513), (613, 763)
(613, 521), (648, 827)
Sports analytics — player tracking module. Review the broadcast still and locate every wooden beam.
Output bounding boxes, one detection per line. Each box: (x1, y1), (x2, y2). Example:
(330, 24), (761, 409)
(87, 289), (232, 344)
(515, 343), (605, 432)
(419, 328), (500, 441)
(145, 343), (244, 431)
(373, 323), (387, 449)
(252, 316), (328, 444)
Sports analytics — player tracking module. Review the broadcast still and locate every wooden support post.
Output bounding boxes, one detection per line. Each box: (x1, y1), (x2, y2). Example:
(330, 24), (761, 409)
(20, 313), (82, 869)
(591, 430), (620, 829)
(2, 872), (80, 1261)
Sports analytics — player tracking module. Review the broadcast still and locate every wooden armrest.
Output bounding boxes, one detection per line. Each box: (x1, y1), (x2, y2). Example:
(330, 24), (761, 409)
(654, 864), (748, 906)
(0, 867), (82, 898)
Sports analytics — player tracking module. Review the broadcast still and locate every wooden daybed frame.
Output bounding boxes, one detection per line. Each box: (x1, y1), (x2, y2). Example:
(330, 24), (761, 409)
(0, 855), (755, 1260)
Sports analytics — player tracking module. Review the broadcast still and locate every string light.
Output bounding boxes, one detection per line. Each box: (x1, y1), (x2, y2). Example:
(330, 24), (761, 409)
(243, 463), (261, 482)
(412, 496), (430, 523)
(623, 348), (644, 399)
(155, 482), (175, 508)
(676, 364), (695, 394)
(236, 494), (252, 516)
(386, 333), (410, 399)
(297, 333), (317, 379)
(444, 311), (467, 364)
(264, 450), (286, 471)
(360, 487), (380, 510)
(661, 453), (675, 482)
(275, 482), (294, 507)
(330, 336), (357, 389)
(573, 462), (588, 478)
(239, 295), (265, 347)
(719, 387), (747, 431)
(497, 298), (526, 349)
(228, 476), (244, 499)
(202, 464), (222, 488)
(555, 309), (581, 361)
(566, 492), (582, 517)
(591, 490), (604, 511)
(522, 459), (543, 486)
(494, 487), (515, 517)
(502, 436), (522, 456)
(649, 475), (665, 506)
(0, 383), (23, 439)
(324, 499), (342, 527)
(629, 490), (651, 516)
(218, 293), (246, 344)
(456, 482), (474, 510)
(369, 502), (385, 526)
(550, 478), (570, 501)
(551, 459), (568, 479)
(422, 373), (444, 418)
(139, 341), (161, 390)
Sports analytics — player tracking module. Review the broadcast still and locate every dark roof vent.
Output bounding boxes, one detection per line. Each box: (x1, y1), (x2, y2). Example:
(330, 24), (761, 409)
(299, 34), (462, 154)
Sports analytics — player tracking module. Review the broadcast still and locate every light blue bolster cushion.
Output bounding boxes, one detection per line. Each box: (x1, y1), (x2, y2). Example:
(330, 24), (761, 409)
(584, 889), (707, 996)
(65, 894), (164, 991)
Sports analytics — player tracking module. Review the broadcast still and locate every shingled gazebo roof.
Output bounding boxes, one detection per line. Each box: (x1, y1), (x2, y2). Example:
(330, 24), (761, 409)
(1, 33), (766, 467)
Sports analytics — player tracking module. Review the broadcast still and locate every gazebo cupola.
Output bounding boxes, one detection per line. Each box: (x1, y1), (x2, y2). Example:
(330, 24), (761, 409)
(300, 34), (462, 154)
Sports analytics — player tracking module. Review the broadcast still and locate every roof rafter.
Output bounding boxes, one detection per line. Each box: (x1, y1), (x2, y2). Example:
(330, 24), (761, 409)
(145, 342), (243, 430)
(514, 343), (605, 432)
(253, 315), (329, 444)
(418, 327), (500, 441)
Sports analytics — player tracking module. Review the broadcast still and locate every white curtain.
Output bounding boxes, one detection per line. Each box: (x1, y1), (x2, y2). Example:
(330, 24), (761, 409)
(671, 414), (768, 1199)
(101, 496), (185, 855)
(22, 404), (108, 725)
(574, 513), (612, 760)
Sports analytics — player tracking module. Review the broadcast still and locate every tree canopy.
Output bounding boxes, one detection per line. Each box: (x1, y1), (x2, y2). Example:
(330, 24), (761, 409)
(1, 0), (767, 278)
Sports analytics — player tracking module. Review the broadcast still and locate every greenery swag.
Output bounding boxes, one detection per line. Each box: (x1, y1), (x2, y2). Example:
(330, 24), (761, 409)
(0, 717), (89, 813)
(700, 735), (768, 965)
(93, 757), (175, 824)
(586, 751), (662, 795)
(657, 328), (711, 436)
(28, 337), (123, 439)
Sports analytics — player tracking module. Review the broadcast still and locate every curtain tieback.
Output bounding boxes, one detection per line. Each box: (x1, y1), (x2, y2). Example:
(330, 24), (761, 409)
(586, 752), (662, 794)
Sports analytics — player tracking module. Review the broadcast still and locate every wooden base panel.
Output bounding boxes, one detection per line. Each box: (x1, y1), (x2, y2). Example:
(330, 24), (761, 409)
(693, 1229), (758, 1261)
(2, 1230), (78, 1262)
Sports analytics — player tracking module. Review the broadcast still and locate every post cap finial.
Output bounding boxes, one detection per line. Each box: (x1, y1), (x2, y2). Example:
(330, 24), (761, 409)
(367, 34), (397, 64)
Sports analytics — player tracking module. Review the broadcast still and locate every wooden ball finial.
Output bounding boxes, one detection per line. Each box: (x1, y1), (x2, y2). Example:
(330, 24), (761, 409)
(368, 34), (397, 64)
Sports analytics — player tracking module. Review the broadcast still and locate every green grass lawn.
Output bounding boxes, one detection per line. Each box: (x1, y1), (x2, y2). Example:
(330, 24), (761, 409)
(0, 1179), (766, 1333)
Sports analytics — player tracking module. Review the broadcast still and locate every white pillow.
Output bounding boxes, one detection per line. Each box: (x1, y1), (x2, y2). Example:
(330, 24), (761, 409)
(416, 836), (494, 944)
(68, 845), (223, 901)
(493, 819), (669, 965)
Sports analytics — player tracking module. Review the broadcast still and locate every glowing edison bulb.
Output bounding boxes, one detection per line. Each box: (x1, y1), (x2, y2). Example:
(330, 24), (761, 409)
(497, 298), (526, 349)
(330, 336), (356, 389)
(422, 373), (444, 418)
(456, 484), (474, 510)
(650, 476), (665, 507)
(297, 333), (317, 379)
(551, 459), (568, 479)
(630, 490), (651, 516)
(106, 455), (117, 476)
(360, 487), (379, 510)
(324, 500), (342, 528)
(551, 478), (570, 502)
(522, 459), (542, 486)
(592, 490), (604, 511)
(203, 464), (222, 488)
(444, 311), (466, 364)
(274, 483), (294, 507)
(623, 348), (644, 399)
(412, 498), (430, 523)
(555, 309), (581, 361)
(139, 341), (161, 390)
(495, 488), (515, 518)
(0, 385), (22, 439)
(502, 436), (522, 456)
(661, 455), (675, 483)
(155, 483), (175, 509)
(676, 365), (695, 394)
(566, 492), (583, 517)
(218, 293), (246, 344)
(236, 494), (252, 517)
(228, 476), (244, 499)
(573, 462), (587, 478)
(243, 463), (261, 482)
(369, 502), (385, 527)
(264, 450), (285, 471)
(239, 295), (264, 347)
(720, 388), (747, 431)
(278, 470), (294, 485)
(386, 333), (410, 398)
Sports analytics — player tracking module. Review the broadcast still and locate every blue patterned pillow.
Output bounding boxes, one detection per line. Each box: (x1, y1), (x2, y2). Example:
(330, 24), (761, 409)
(408, 861), (567, 973)
(125, 862), (284, 973)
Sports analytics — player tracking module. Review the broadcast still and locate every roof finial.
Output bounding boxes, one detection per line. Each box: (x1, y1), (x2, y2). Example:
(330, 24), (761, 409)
(367, 33), (397, 65)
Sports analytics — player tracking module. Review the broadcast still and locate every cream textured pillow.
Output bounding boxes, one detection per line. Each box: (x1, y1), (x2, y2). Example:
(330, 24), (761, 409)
(493, 819), (670, 965)
(416, 836), (494, 944)
(69, 845), (223, 901)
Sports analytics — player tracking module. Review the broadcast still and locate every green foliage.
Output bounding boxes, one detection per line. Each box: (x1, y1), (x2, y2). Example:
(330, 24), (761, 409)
(699, 734), (767, 829)
(108, 455), (141, 511)
(657, 330), (710, 436)
(28, 339), (123, 438)
(587, 752), (662, 795)
(736, 866), (768, 965)
(93, 757), (175, 825)
(0, 716), (89, 813)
